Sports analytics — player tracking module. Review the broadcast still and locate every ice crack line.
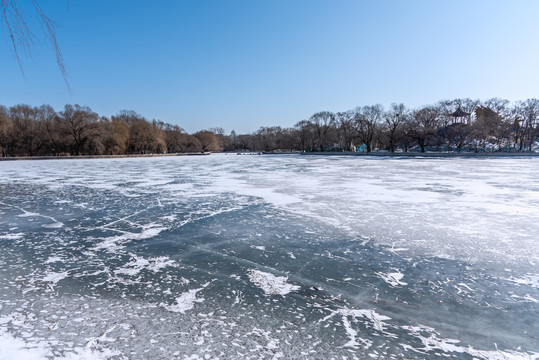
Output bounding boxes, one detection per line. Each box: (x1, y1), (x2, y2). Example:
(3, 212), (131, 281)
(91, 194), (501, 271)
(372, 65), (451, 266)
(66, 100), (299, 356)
(0, 201), (64, 228)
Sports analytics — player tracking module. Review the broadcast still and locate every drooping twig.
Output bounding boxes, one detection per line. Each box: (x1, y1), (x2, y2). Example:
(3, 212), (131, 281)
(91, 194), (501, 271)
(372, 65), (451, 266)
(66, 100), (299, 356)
(1, 0), (70, 91)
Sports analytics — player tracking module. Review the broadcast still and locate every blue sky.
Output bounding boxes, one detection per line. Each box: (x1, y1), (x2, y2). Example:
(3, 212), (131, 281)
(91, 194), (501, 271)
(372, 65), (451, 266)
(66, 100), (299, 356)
(1, 1), (538, 134)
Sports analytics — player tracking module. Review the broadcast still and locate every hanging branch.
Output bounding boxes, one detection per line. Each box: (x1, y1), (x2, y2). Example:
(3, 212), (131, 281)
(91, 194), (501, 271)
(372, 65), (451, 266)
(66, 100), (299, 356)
(1, 0), (70, 91)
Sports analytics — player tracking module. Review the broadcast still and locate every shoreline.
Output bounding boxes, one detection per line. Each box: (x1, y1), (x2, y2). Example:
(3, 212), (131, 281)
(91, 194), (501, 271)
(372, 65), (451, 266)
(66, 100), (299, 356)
(1, 151), (539, 161)
(0, 153), (211, 161)
(295, 151), (539, 158)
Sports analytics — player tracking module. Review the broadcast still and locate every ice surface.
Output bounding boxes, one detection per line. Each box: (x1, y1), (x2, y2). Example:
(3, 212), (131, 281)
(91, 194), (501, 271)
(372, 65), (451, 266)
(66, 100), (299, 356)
(0, 155), (538, 359)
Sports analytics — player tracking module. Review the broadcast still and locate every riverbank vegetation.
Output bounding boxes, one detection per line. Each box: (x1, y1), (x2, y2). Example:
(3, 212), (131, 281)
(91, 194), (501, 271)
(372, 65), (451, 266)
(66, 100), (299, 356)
(0, 98), (537, 157)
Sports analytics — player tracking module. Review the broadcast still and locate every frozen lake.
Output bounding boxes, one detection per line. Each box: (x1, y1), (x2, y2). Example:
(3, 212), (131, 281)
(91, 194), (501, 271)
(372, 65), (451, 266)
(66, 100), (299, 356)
(0, 154), (538, 359)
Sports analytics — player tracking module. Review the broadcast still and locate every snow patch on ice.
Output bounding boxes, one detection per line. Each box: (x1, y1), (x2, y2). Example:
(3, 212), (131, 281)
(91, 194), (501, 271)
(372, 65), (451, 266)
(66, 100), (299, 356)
(0, 330), (125, 360)
(505, 274), (539, 288)
(0, 331), (52, 359)
(138, 225), (166, 239)
(510, 294), (539, 303)
(42, 222), (64, 229)
(376, 271), (407, 286)
(402, 324), (539, 360)
(92, 225), (166, 253)
(41, 271), (68, 284)
(114, 254), (176, 276)
(247, 269), (300, 296)
(162, 284), (209, 314)
(339, 308), (391, 333)
(44, 256), (63, 264)
(161, 215), (177, 222)
(0, 233), (24, 240)
(340, 315), (373, 349)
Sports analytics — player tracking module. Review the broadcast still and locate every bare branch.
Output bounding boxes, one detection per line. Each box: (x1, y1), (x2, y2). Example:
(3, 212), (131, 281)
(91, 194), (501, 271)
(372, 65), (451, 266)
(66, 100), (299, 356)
(1, 0), (69, 91)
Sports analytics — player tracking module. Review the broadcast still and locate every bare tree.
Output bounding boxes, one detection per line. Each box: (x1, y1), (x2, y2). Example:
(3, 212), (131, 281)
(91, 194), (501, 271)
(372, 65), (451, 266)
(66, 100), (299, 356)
(294, 120), (316, 151)
(353, 105), (383, 153)
(384, 103), (407, 153)
(178, 133), (202, 152)
(193, 130), (221, 152)
(471, 105), (510, 151)
(59, 105), (99, 155)
(163, 124), (185, 153)
(37, 104), (66, 155)
(130, 119), (164, 154)
(0, 105), (13, 156)
(335, 111), (356, 151)
(309, 111), (335, 151)
(9, 104), (45, 156)
(94, 117), (130, 155)
(408, 106), (440, 152)
(512, 99), (539, 152)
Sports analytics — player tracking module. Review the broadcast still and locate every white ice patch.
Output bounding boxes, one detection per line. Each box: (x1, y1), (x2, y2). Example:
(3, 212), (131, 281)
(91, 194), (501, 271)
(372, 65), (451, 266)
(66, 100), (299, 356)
(41, 271), (68, 284)
(16, 211), (40, 218)
(338, 308), (391, 333)
(0, 331), (52, 359)
(114, 254), (176, 276)
(376, 271), (407, 286)
(247, 269), (300, 296)
(138, 226), (166, 239)
(319, 307), (391, 348)
(340, 315), (373, 349)
(0, 330), (124, 360)
(246, 328), (280, 351)
(402, 324), (539, 360)
(162, 283), (209, 313)
(211, 176), (301, 206)
(0, 233), (24, 240)
(92, 234), (133, 253)
(16, 210), (64, 228)
(44, 256), (63, 264)
(42, 222), (64, 229)
(92, 226), (166, 253)
(161, 215), (177, 222)
(510, 294), (539, 303)
(506, 274), (539, 288)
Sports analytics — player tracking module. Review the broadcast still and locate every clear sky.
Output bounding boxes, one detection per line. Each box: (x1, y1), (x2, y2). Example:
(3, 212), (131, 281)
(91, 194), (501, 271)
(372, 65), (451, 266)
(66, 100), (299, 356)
(1, 0), (538, 134)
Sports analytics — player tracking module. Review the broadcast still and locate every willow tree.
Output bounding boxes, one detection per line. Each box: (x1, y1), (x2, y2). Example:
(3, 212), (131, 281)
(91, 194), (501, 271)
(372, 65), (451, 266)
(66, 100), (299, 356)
(0, 105), (13, 157)
(353, 105), (383, 153)
(1, 0), (68, 89)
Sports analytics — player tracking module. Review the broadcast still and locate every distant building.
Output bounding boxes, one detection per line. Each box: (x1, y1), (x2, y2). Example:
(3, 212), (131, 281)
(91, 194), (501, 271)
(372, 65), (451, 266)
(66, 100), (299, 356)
(449, 107), (471, 125)
(356, 144), (367, 152)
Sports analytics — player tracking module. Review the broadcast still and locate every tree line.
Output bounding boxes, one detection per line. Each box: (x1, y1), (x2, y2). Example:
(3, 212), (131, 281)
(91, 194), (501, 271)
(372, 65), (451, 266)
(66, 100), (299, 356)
(0, 105), (221, 157)
(231, 98), (538, 153)
(1, 98), (538, 157)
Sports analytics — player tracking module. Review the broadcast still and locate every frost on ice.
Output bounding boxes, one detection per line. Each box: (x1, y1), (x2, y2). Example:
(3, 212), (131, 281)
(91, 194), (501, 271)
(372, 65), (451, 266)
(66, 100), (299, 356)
(162, 283), (209, 314)
(376, 271), (407, 286)
(0, 156), (538, 359)
(247, 269), (300, 296)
